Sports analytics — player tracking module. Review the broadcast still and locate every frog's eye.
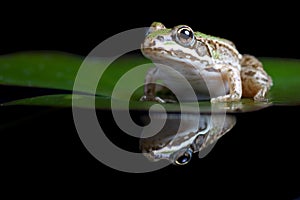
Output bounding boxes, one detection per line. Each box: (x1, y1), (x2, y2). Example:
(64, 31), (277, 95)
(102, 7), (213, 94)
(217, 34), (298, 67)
(174, 148), (193, 165)
(176, 26), (195, 47)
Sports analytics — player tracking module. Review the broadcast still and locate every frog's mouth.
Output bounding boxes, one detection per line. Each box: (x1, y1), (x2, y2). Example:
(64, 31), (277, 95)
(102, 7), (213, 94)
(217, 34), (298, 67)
(141, 47), (172, 58)
(141, 47), (207, 76)
(142, 47), (200, 63)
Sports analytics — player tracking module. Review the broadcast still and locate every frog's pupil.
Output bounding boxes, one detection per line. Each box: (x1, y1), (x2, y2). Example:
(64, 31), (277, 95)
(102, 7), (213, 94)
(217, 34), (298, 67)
(180, 29), (192, 40)
(176, 152), (191, 165)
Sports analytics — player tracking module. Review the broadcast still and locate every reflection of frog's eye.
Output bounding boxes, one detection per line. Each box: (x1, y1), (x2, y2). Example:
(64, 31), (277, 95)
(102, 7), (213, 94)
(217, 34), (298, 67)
(174, 148), (192, 165)
(176, 27), (195, 47)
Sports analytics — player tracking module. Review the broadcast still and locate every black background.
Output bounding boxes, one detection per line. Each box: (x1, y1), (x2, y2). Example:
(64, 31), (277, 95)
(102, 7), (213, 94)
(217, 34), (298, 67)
(1, 2), (300, 199)
(1, 2), (300, 59)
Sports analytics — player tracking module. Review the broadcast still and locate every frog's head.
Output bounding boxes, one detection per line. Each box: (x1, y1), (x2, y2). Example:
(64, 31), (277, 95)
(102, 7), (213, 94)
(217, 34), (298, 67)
(141, 22), (198, 65)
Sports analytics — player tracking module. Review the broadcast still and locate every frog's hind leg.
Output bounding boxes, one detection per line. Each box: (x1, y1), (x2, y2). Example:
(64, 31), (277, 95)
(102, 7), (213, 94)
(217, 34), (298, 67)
(240, 54), (273, 101)
(210, 64), (242, 103)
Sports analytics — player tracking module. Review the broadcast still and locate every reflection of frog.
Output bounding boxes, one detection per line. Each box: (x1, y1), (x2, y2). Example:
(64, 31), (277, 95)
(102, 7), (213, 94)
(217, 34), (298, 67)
(139, 114), (236, 165)
(141, 22), (273, 103)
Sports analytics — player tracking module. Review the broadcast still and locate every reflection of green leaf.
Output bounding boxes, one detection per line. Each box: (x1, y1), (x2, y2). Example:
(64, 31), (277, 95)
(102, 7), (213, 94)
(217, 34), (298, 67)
(0, 52), (300, 112)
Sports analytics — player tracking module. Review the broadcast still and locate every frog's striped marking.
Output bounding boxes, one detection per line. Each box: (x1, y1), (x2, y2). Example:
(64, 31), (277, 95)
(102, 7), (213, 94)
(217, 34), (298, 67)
(196, 35), (242, 60)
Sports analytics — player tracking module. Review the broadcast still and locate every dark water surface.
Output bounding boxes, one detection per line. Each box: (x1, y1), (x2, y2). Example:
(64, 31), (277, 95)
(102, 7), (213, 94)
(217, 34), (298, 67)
(1, 86), (299, 199)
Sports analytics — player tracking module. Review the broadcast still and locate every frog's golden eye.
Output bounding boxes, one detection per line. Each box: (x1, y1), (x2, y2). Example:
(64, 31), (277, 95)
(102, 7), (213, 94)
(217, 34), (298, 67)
(176, 26), (195, 47)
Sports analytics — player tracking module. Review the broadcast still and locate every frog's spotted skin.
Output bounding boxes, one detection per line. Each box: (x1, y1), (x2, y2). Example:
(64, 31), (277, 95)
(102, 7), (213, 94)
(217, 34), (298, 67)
(141, 22), (273, 102)
(240, 55), (273, 101)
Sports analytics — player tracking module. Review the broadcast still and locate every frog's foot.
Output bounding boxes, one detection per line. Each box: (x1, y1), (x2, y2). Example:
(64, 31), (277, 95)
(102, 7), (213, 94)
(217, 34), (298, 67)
(210, 94), (241, 103)
(140, 95), (166, 103)
(240, 54), (273, 102)
(253, 87), (269, 102)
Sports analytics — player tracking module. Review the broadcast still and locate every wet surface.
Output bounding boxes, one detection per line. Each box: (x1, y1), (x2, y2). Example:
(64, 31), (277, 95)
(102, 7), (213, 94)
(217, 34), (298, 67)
(1, 102), (300, 198)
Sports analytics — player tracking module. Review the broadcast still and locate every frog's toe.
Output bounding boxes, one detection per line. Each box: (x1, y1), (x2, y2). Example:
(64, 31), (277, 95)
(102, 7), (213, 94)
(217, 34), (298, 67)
(154, 96), (166, 103)
(210, 97), (225, 103)
(210, 94), (241, 103)
(253, 94), (268, 102)
(140, 95), (166, 103)
(253, 87), (269, 102)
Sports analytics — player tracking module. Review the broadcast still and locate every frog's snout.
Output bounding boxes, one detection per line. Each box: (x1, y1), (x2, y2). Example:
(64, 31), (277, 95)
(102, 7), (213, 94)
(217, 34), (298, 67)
(146, 22), (166, 35)
(145, 27), (153, 37)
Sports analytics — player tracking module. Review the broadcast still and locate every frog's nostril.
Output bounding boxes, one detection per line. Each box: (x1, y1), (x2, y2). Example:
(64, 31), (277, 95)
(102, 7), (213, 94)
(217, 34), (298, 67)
(156, 36), (164, 41)
(145, 27), (154, 36)
(145, 29), (150, 37)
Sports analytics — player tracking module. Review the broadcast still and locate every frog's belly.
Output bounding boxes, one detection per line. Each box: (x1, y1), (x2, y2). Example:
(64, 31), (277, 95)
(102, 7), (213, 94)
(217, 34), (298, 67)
(159, 69), (229, 101)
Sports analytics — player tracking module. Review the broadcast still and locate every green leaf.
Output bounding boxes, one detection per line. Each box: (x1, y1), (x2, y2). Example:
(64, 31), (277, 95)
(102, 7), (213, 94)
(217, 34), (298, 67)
(0, 51), (300, 113)
(261, 58), (300, 105)
(0, 51), (149, 97)
(0, 51), (82, 91)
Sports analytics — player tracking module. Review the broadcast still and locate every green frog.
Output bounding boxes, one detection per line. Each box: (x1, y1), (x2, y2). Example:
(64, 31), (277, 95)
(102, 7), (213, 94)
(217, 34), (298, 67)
(140, 22), (273, 103)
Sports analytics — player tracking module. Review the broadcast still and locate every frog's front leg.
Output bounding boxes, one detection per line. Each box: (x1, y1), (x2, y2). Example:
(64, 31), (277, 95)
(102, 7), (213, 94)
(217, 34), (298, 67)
(140, 67), (166, 103)
(209, 65), (242, 103)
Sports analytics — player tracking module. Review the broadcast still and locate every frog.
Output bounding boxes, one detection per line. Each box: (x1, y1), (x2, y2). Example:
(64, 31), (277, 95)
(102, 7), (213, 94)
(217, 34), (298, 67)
(140, 22), (273, 103)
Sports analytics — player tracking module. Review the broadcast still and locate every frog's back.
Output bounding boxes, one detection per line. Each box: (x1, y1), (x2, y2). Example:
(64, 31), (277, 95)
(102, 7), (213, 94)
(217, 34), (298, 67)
(194, 32), (236, 48)
(195, 31), (241, 67)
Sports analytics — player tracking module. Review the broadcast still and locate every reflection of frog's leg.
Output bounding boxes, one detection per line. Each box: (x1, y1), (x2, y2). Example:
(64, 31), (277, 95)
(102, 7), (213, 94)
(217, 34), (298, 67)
(140, 67), (166, 103)
(240, 54), (273, 101)
(209, 65), (242, 103)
